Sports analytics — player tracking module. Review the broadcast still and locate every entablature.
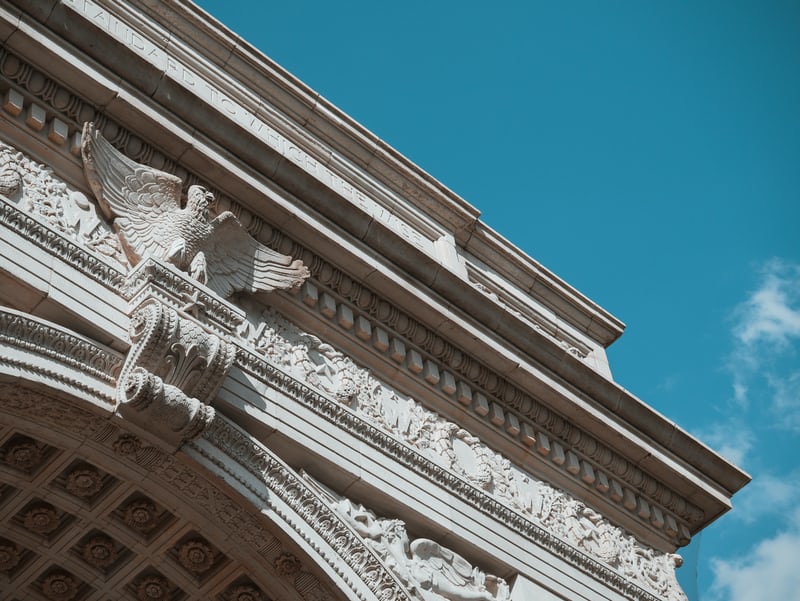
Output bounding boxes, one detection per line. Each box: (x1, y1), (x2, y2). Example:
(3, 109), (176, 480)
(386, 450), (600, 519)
(4, 3), (752, 548)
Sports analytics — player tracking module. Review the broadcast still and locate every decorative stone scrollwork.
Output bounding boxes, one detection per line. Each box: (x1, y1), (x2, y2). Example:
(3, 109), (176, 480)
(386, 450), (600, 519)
(116, 298), (235, 449)
(0, 139), (127, 266)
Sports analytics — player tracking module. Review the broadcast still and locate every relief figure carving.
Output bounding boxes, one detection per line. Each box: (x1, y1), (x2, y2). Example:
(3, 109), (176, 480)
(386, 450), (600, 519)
(321, 492), (510, 601)
(0, 139), (127, 265)
(81, 122), (309, 298)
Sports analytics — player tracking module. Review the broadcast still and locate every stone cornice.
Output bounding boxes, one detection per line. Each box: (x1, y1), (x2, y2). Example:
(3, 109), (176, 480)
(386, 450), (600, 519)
(9, 0), (624, 350)
(0, 33), (747, 546)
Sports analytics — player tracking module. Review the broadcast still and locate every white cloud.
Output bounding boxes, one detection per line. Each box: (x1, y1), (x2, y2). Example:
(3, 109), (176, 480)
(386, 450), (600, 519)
(707, 509), (800, 601)
(767, 370), (800, 432)
(733, 260), (800, 348)
(726, 472), (800, 525)
(726, 260), (800, 423)
(693, 419), (754, 467)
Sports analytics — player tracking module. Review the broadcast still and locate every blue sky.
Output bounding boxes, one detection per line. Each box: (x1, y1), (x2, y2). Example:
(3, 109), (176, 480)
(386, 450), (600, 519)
(195, 2), (800, 599)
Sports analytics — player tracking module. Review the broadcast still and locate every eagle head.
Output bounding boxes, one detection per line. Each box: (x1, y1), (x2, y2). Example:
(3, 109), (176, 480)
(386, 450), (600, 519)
(187, 185), (215, 220)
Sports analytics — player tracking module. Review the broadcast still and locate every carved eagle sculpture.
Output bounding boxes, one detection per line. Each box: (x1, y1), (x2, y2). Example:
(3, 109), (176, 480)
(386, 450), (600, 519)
(81, 122), (309, 298)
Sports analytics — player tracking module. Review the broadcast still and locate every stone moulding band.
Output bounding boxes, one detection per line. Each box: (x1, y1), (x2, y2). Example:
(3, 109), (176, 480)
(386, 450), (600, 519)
(0, 49), (699, 543)
(195, 417), (415, 601)
(0, 307), (123, 403)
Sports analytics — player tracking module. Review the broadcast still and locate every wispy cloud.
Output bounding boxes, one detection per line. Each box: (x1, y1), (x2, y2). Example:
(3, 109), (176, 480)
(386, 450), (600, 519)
(707, 508), (800, 601)
(725, 471), (800, 525)
(733, 259), (800, 348)
(693, 419), (754, 467)
(726, 259), (800, 425)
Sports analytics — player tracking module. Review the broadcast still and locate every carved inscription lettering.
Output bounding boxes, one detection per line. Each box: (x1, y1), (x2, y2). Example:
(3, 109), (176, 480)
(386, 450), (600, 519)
(64, 0), (433, 254)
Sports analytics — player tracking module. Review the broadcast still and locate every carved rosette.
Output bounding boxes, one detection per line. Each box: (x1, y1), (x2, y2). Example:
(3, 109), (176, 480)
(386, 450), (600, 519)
(117, 298), (235, 449)
(0, 543), (21, 572)
(177, 539), (214, 573)
(82, 535), (119, 569)
(65, 467), (103, 499)
(227, 584), (265, 601)
(42, 572), (79, 601)
(24, 505), (61, 534)
(122, 500), (159, 533)
(134, 575), (170, 601)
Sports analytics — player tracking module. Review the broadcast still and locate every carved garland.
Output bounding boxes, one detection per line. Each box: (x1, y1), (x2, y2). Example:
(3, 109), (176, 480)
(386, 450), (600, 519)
(0, 51), (700, 535)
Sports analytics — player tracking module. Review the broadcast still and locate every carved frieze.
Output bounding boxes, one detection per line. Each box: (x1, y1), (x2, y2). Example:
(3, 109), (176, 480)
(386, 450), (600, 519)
(0, 139), (127, 267)
(238, 304), (688, 601)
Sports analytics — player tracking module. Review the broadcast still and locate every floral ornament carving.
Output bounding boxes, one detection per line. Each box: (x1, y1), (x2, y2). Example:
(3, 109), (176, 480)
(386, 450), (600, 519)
(227, 584), (266, 601)
(0, 543), (21, 572)
(82, 535), (119, 569)
(177, 539), (215, 573)
(122, 499), (159, 533)
(0, 139), (127, 265)
(274, 552), (303, 577)
(23, 504), (61, 534)
(0, 143), (22, 197)
(134, 575), (171, 601)
(116, 298), (235, 449)
(241, 304), (688, 601)
(2, 438), (44, 473)
(65, 466), (104, 498)
(113, 433), (142, 455)
(42, 571), (79, 601)
(249, 307), (357, 403)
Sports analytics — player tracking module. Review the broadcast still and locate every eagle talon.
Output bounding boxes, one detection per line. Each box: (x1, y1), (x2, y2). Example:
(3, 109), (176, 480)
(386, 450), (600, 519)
(189, 251), (208, 284)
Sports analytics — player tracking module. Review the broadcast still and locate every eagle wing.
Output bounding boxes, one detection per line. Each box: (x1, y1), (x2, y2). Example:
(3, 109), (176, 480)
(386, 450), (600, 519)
(202, 212), (310, 298)
(81, 122), (182, 265)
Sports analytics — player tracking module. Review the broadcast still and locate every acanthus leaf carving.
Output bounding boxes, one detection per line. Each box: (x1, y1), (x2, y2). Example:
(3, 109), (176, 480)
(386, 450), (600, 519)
(0, 139), (128, 267)
(116, 295), (235, 450)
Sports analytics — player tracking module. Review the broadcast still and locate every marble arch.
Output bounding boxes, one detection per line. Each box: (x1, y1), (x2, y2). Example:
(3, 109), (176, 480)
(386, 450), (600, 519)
(0, 307), (409, 601)
(0, 1), (749, 600)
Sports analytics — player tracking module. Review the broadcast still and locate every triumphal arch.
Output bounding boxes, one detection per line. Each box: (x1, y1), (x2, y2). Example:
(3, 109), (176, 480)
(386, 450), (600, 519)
(0, 1), (749, 600)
